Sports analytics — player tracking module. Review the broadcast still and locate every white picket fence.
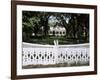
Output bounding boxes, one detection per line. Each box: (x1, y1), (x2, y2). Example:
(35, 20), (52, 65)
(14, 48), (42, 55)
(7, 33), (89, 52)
(22, 42), (90, 66)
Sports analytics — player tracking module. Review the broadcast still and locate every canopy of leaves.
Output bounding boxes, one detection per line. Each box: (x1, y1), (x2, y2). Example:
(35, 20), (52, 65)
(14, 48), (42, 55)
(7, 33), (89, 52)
(22, 11), (89, 44)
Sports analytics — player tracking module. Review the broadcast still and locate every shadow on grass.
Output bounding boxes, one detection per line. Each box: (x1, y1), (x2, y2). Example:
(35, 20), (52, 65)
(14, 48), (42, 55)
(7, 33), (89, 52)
(24, 35), (89, 45)
(22, 61), (89, 69)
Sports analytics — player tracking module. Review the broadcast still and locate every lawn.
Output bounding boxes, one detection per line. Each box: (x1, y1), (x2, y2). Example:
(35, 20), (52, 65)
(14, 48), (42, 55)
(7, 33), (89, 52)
(25, 36), (87, 45)
(22, 61), (89, 69)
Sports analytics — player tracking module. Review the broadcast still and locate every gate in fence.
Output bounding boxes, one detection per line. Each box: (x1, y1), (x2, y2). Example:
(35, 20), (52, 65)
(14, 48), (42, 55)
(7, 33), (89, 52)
(22, 42), (90, 68)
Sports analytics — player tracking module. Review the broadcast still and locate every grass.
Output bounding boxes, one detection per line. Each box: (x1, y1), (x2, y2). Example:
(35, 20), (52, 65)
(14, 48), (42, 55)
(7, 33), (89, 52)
(22, 61), (89, 69)
(25, 36), (88, 45)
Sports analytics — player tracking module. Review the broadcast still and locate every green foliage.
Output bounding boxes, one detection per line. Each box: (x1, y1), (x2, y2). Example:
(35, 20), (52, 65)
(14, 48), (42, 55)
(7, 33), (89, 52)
(22, 11), (89, 44)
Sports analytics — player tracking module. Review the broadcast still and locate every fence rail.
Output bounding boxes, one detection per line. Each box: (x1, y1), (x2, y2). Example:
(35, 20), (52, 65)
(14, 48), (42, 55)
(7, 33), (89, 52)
(22, 42), (90, 68)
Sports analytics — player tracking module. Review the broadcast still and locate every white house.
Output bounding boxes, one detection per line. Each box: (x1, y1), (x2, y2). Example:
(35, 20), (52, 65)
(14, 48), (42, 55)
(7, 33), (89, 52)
(49, 26), (66, 36)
